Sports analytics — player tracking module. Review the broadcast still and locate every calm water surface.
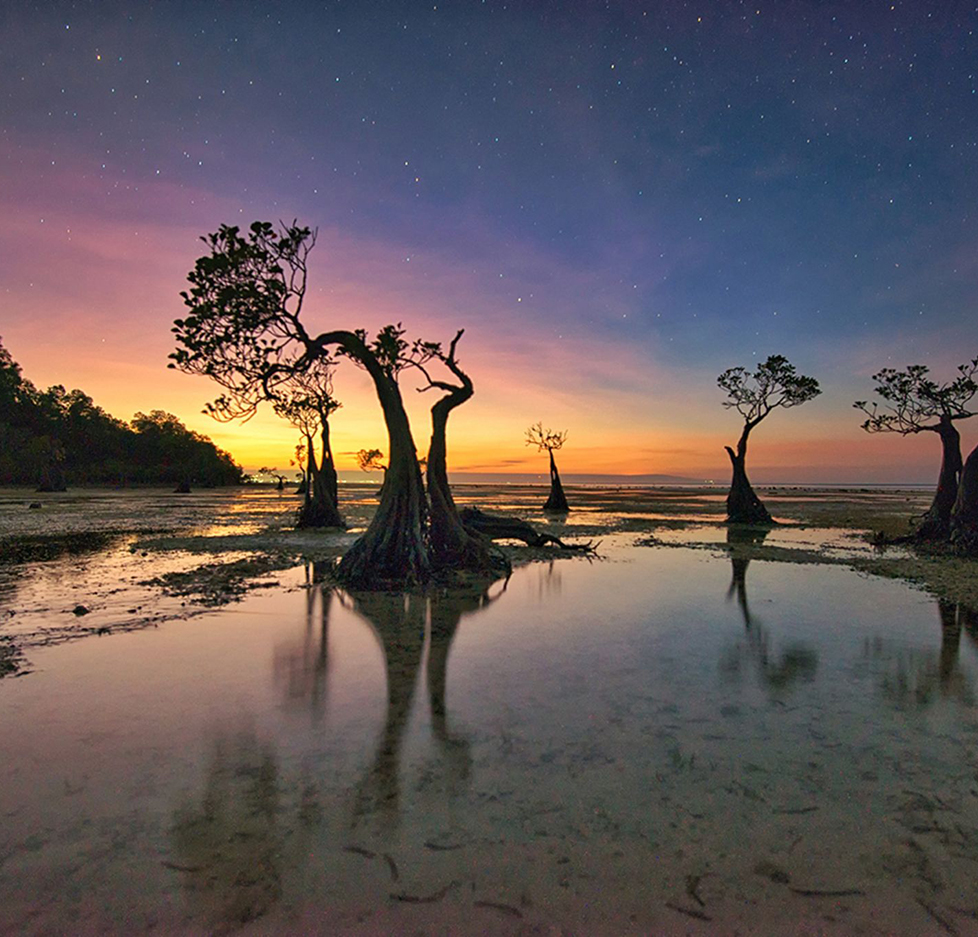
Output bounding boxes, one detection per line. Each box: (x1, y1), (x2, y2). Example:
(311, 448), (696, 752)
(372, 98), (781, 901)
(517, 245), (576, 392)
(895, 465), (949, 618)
(2, 535), (978, 934)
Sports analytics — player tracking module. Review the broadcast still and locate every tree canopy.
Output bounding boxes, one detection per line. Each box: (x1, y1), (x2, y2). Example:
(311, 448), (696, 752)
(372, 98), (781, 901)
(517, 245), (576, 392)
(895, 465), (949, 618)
(173, 220), (500, 587)
(525, 422), (567, 454)
(0, 338), (242, 488)
(718, 354), (821, 429)
(855, 358), (978, 541)
(854, 360), (978, 434)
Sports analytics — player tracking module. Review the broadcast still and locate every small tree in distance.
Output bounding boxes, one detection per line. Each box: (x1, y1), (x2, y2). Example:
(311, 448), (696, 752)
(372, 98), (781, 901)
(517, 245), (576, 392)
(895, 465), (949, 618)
(356, 447), (387, 499)
(272, 358), (344, 528)
(257, 466), (287, 490)
(292, 441), (307, 494)
(855, 359), (978, 540)
(526, 422), (569, 513)
(718, 355), (821, 524)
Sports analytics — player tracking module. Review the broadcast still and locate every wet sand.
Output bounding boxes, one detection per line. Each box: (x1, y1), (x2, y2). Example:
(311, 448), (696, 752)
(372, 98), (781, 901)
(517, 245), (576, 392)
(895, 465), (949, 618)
(3, 484), (978, 934)
(1, 482), (971, 679)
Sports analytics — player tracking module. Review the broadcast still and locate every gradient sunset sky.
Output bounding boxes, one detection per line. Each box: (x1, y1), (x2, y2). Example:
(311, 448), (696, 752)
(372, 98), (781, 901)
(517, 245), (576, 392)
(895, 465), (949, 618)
(2, 1), (976, 482)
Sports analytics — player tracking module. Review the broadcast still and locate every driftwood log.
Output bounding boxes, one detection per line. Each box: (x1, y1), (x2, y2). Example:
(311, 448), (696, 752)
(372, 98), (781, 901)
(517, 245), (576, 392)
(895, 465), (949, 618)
(459, 507), (595, 552)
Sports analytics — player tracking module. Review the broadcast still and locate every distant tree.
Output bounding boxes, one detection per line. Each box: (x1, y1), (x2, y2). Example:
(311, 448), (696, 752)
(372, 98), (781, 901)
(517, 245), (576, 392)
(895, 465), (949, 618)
(855, 359), (978, 540)
(271, 358), (344, 528)
(356, 448), (386, 474)
(291, 441), (307, 494)
(718, 355), (820, 524)
(258, 466), (287, 490)
(525, 422), (569, 513)
(171, 220), (493, 587)
(356, 447), (387, 500)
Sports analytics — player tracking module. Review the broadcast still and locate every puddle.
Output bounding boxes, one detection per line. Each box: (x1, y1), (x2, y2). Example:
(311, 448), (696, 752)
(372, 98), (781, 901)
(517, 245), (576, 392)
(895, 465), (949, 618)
(1, 537), (977, 933)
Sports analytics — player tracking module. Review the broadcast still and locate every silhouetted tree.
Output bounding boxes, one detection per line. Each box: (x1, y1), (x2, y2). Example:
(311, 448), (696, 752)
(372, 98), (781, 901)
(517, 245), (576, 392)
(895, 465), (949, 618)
(356, 447), (387, 499)
(291, 441), (307, 494)
(416, 330), (500, 572)
(0, 338), (242, 487)
(718, 355), (820, 524)
(257, 466), (287, 490)
(855, 359), (978, 540)
(952, 443), (978, 549)
(171, 221), (489, 587)
(131, 410), (235, 491)
(526, 422), (569, 512)
(272, 358), (344, 528)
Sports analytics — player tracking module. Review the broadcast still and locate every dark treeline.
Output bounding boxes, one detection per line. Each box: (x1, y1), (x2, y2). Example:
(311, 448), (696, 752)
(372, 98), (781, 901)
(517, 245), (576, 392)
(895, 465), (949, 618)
(0, 338), (243, 489)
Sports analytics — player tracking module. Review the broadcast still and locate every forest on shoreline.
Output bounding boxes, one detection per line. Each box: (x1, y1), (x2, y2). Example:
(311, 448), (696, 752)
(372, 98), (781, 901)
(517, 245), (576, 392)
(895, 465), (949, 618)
(0, 338), (243, 489)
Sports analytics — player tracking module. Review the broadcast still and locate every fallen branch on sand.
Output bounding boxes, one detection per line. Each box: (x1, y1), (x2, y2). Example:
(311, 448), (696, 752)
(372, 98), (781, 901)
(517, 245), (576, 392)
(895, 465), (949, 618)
(460, 507), (597, 552)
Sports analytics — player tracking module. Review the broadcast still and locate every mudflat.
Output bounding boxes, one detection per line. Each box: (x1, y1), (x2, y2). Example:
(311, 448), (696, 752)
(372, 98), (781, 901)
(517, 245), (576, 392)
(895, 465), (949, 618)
(3, 484), (978, 934)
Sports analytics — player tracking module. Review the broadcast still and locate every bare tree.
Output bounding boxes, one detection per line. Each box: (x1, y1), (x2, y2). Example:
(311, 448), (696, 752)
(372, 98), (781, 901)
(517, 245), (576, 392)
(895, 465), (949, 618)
(171, 221), (489, 587)
(718, 355), (820, 524)
(855, 359), (978, 540)
(526, 422), (569, 512)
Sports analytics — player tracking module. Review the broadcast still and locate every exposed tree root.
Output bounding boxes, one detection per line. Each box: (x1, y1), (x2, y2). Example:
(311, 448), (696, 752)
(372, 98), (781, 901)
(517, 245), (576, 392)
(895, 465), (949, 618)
(460, 507), (597, 552)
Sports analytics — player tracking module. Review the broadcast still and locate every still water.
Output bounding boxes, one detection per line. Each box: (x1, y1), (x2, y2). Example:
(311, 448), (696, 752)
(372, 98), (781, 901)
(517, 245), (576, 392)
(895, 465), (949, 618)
(3, 537), (978, 934)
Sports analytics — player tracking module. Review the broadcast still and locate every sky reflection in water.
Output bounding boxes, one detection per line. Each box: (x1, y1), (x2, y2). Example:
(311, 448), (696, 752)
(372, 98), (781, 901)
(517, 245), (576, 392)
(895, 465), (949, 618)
(2, 541), (978, 933)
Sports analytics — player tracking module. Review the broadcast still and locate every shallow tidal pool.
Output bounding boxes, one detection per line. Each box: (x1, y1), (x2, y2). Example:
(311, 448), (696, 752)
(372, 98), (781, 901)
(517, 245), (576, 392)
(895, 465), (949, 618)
(3, 535), (978, 934)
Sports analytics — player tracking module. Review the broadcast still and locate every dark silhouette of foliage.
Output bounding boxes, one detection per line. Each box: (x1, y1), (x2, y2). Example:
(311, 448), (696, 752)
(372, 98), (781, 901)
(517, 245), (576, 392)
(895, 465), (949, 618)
(855, 359), (978, 540)
(257, 467), (287, 490)
(525, 422), (569, 512)
(356, 447), (388, 500)
(0, 337), (242, 488)
(172, 221), (495, 587)
(270, 358), (344, 528)
(718, 355), (820, 524)
(356, 448), (386, 474)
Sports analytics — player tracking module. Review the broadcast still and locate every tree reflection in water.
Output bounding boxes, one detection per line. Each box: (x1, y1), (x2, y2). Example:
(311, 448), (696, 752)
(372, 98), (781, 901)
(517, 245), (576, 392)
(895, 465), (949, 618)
(870, 600), (978, 708)
(168, 727), (282, 930)
(344, 577), (507, 825)
(272, 561), (333, 717)
(722, 526), (819, 694)
(534, 559), (562, 600)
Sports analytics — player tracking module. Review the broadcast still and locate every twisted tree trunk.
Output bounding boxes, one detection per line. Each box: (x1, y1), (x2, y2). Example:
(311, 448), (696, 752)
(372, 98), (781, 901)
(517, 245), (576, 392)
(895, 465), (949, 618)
(319, 417), (339, 510)
(950, 442), (978, 551)
(724, 424), (773, 524)
(543, 449), (569, 513)
(296, 427), (344, 529)
(425, 355), (499, 574)
(917, 417), (962, 540)
(317, 332), (429, 587)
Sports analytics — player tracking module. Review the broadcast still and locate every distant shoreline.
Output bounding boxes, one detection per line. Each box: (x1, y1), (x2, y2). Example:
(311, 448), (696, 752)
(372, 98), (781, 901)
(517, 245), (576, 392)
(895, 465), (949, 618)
(2, 479), (936, 492)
